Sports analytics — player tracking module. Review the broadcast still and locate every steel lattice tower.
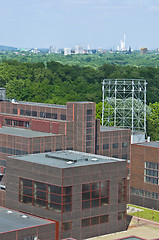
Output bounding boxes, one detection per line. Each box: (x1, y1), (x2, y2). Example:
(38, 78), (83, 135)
(102, 79), (147, 142)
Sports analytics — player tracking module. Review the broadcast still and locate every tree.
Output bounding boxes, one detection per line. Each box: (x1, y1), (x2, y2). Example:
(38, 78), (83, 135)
(147, 102), (159, 141)
(96, 102), (114, 125)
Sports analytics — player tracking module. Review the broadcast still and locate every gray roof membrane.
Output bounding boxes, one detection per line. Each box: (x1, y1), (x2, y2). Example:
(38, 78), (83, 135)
(137, 141), (159, 148)
(10, 150), (126, 169)
(17, 101), (66, 109)
(0, 126), (57, 138)
(100, 126), (127, 132)
(0, 207), (52, 233)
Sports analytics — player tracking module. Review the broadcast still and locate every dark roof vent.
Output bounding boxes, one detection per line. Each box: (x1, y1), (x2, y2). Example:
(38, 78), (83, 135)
(45, 153), (77, 163)
(0, 184), (6, 190)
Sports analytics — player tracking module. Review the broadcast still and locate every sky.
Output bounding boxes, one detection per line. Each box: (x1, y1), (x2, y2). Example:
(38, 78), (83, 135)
(0, 0), (159, 50)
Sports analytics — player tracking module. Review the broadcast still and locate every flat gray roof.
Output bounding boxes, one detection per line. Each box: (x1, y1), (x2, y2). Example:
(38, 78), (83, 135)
(14, 101), (66, 109)
(0, 207), (53, 233)
(10, 150), (126, 169)
(0, 126), (57, 138)
(100, 126), (128, 132)
(136, 141), (159, 148)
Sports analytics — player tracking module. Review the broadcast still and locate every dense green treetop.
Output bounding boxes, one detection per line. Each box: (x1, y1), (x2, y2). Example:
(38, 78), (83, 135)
(0, 60), (159, 104)
(147, 102), (159, 141)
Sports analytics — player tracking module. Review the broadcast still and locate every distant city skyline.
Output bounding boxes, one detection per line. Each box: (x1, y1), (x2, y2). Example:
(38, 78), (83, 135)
(0, 0), (159, 50)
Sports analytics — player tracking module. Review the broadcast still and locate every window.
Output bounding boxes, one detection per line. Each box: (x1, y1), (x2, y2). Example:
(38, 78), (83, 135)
(26, 110), (31, 116)
(91, 216), (99, 225)
(100, 214), (108, 223)
(122, 154), (127, 160)
(13, 120), (17, 126)
(131, 188), (158, 200)
(144, 161), (159, 185)
(52, 113), (57, 119)
(82, 214), (108, 227)
(152, 192), (158, 199)
(86, 141), (91, 147)
(5, 119), (12, 125)
(24, 121), (30, 128)
(122, 142), (128, 147)
(5, 118), (29, 128)
(103, 144), (109, 150)
(131, 188), (143, 196)
(86, 135), (92, 140)
(86, 129), (92, 134)
(19, 178), (72, 213)
(20, 109), (25, 115)
(46, 112), (51, 118)
(87, 109), (92, 115)
(0, 147), (27, 155)
(13, 109), (18, 114)
(96, 145), (99, 150)
(40, 112), (46, 118)
(86, 148), (92, 153)
(82, 218), (90, 227)
(118, 178), (126, 203)
(118, 211), (126, 220)
(87, 122), (92, 128)
(82, 180), (109, 210)
(87, 116), (92, 121)
(61, 114), (66, 120)
(113, 143), (118, 148)
(62, 221), (72, 231)
(32, 111), (37, 117)
(145, 190), (151, 198)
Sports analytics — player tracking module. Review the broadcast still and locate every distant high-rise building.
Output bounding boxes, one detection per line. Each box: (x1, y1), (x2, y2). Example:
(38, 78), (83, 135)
(64, 48), (71, 55)
(49, 45), (57, 53)
(128, 46), (132, 54)
(140, 47), (147, 55)
(120, 33), (126, 51)
(32, 48), (38, 54)
(75, 45), (84, 54)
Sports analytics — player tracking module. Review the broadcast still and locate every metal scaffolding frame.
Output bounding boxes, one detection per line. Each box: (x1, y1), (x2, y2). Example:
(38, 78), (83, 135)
(102, 79), (147, 141)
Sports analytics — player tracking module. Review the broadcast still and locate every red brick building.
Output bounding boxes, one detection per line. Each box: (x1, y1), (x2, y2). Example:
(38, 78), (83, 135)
(0, 100), (131, 168)
(130, 142), (159, 210)
(6, 150), (127, 240)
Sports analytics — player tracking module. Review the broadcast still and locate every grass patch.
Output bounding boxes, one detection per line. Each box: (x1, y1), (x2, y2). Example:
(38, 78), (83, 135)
(127, 204), (159, 223)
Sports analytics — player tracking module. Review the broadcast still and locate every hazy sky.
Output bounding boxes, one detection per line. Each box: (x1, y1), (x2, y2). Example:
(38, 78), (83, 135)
(0, 0), (159, 49)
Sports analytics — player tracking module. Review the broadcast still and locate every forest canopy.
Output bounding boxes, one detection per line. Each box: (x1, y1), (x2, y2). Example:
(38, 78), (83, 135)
(0, 60), (159, 104)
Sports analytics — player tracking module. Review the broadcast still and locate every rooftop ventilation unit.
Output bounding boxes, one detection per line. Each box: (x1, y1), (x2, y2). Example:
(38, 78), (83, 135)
(7, 210), (13, 214)
(21, 215), (28, 218)
(45, 153), (77, 163)
(91, 158), (98, 161)
(66, 161), (74, 164)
